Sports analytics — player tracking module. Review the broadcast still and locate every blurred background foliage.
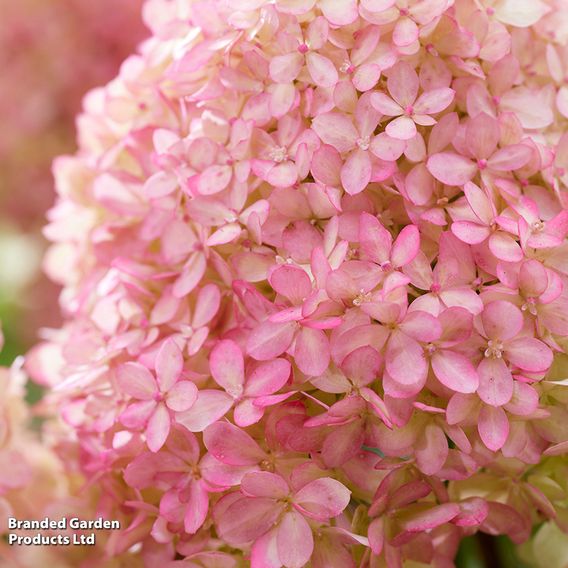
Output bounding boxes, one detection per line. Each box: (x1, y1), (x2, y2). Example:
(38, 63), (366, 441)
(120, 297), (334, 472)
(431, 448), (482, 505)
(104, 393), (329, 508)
(0, 0), (147, 381)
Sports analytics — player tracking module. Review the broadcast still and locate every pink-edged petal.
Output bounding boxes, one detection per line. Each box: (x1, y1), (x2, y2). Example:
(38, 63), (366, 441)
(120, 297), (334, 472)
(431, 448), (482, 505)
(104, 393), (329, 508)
(385, 331), (427, 393)
(341, 346), (382, 387)
(399, 310), (441, 342)
(488, 144), (532, 171)
(306, 52), (338, 88)
(294, 327), (330, 376)
(159, 490), (185, 524)
(210, 339), (245, 394)
(478, 405), (509, 451)
(488, 232), (523, 262)
(322, 420), (365, 467)
(166, 380), (198, 412)
(197, 165), (232, 195)
(146, 403), (171, 452)
(359, 212), (392, 264)
(370, 132), (406, 161)
(203, 421), (265, 465)
(453, 498), (489, 527)
(247, 320), (296, 361)
(432, 350), (479, 393)
(251, 529), (281, 568)
(446, 393), (479, 425)
(155, 339), (183, 392)
(175, 390), (234, 432)
(267, 162), (298, 188)
(439, 288), (484, 315)
(184, 481), (210, 534)
(402, 503), (460, 532)
(192, 284), (221, 328)
(387, 61), (419, 108)
(117, 362), (156, 400)
(481, 300), (523, 340)
(241, 471), (289, 499)
(277, 511), (314, 568)
(341, 149), (372, 195)
(206, 223), (241, 246)
(270, 264), (312, 304)
(505, 337), (553, 372)
(353, 63), (382, 91)
(246, 358), (292, 397)
(385, 116), (417, 141)
(319, 0), (358, 25)
(427, 153), (477, 186)
(415, 424), (449, 475)
(370, 92), (403, 116)
(463, 181), (494, 224)
(391, 224), (420, 268)
(451, 221), (490, 245)
(120, 400), (157, 429)
(216, 495), (284, 545)
(477, 357), (514, 407)
(467, 113), (500, 160)
(393, 17), (419, 47)
(519, 259), (548, 297)
(312, 112), (358, 153)
(234, 399), (266, 427)
(413, 88), (455, 115)
(269, 53), (303, 83)
(293, 477), (351, 520)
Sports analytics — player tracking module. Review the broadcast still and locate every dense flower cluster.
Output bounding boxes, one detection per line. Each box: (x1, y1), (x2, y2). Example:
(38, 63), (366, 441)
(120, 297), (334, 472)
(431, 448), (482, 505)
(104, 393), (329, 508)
(28, 0), (568, 565)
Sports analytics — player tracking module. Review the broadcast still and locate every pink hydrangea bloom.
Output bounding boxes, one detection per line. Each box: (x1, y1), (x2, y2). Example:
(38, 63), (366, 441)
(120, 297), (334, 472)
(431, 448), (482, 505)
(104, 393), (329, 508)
(21, 0), (568, 565)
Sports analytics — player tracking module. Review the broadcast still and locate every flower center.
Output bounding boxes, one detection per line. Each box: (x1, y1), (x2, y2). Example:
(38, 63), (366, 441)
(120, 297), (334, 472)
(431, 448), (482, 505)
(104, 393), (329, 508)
(478, 158), (488, 170)
(484, 339), (504, 359)
(353, 289), (372, 306)
(531, 220), (545, 232)
(357, 136), (371, 151)
(379, 260), (393, 272)
(340, 60), (355, 74)
(298, 43), (309, 54)
(260, 459), (275, 472)
(269, 146), (288, 163)
(430, 283), (441, 294)
(404, 105), (414, 116)
(521, 297), (538, 315)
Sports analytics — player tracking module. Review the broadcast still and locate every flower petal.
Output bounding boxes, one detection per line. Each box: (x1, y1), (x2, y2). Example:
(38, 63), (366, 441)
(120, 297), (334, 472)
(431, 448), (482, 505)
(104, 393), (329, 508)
(166, 380), (198, 412)
(146, 403), (171, 452)
(294, 327), (330, 376)
(481, 300), (523, 341)
(505, 337), (553, 372)
(312, 112), (358, 153)
(293, 477), (351, 520)
(413, 88), (455, 115)
(117, 362), (156, 400)
(385, 116), (417, 141)
(477, 357), (514, 407)
(248, 320), (296, 361)
(210, 339), (245, 394)
(175, 390), (234, 432)
(155, 339), (183, 392)
(432, 350), (479, 393)
(306, 52), (338, 88)
(341, 149), (372, 195)
(204, 421), (265, 465)
(277, 511), (314, 568)
(478, 405), (509, 451)
(427, 153), (477, 186)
